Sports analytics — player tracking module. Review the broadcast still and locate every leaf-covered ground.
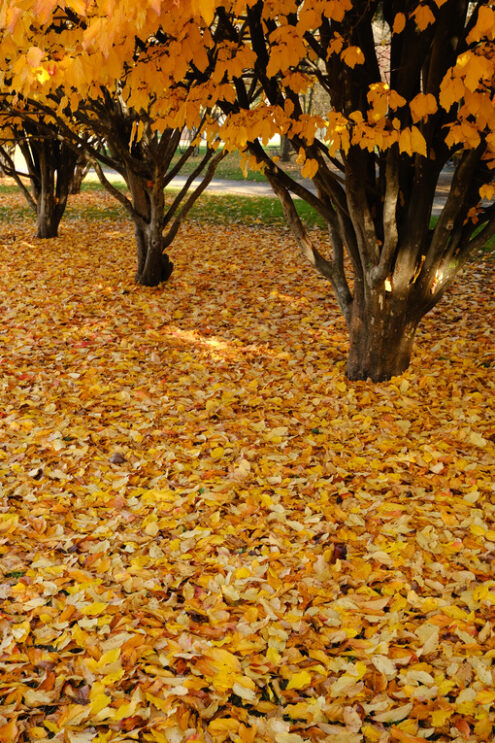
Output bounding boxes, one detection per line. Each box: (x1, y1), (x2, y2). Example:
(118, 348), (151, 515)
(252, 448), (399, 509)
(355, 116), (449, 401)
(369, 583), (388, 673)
(0, 190), (494, 743)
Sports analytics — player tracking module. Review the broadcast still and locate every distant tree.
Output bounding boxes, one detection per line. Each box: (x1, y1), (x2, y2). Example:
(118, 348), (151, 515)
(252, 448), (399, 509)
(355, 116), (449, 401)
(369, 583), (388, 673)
(2, 0), (494, 378)
(46, 93), (224, 285)
(0, 118), (80, 238)
(70, 154), (90, 195)
(0, 5), (224, 285)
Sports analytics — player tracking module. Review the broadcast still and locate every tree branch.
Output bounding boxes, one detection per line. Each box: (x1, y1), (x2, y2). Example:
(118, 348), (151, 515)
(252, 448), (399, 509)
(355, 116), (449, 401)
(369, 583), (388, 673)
(265, 171), (353, 324)
(0, 144), (38, 211)
(92, 159), (143, 225)
(163, 150), (225, 248)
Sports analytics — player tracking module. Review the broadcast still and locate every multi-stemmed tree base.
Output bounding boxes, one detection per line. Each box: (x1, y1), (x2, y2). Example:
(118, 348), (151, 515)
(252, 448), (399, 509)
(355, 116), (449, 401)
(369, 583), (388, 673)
(134, 224), (174, 286)
(346, 317), (418, 382)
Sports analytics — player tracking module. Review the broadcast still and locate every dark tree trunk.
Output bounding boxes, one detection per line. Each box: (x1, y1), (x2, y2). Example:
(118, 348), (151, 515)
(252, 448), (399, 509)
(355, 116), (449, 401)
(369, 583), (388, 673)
(36, 189), (63, 238)
(70, 157), (90, 194)
(134, 223), (173, 286)
(127, 172), (173, 287)
(346, 292), (420, 382)
(19, 134), (79, 239)
(280, 134), (291, 162)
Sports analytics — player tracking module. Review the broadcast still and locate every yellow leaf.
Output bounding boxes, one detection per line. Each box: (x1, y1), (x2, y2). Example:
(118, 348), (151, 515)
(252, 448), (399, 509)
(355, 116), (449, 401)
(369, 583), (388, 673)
(431, 707), (453, 726)
(111, 698), (138, 721)
(208, 718), (239, 735)
(97, 647), (121, 667)
(362, 724), (384, 741)
(146, 692), (169, 712)
(410, 93), (438, 122)
(300, 158), (319, 179)
(101, 669), (125, 685)
(393, 13), (406, 34)
(194, 0), (216, 25)
(286, 669), (312, 690)
(480, 184), (495, 200)
(81, 601), (108, 616)
(90, 692), (111, 715)
(266, 647), (281, 664)
(232, 681), (257, 702)
(341, 45), (365, 68)
(473, 6), (495, 38)
(476, 689), (495, 705)
(211, 446), (225, 459)
(413, 5), (436, 31)
(12, 621), (30, 642)
(398, 128), (412, 156)
(411, 126), (427, 156)
(0, 514), (18, 533)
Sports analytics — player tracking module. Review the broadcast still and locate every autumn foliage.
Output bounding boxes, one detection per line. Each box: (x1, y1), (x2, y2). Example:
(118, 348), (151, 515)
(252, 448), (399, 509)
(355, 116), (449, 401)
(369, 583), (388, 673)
(0, 194), (494, 741)
(0, 0), (494, 379)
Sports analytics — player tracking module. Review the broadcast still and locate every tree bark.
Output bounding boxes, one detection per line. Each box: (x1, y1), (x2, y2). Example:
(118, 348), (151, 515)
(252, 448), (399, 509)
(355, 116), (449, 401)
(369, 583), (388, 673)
(134, 223), (173, 286)
(346, 292), (419, 382)
(19, 135), (79, 239)
(70, 157), (90, 194)
(127, 172), (173, 287)
(280, 134), (291, 162)
(36, 188), (63, 238)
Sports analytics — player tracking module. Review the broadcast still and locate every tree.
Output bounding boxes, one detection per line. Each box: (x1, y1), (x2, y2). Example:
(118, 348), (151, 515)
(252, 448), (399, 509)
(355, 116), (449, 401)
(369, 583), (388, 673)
(0, 117), (80, 238)
(42, 92), (224, 286)
(208, 0), (495, 380)
(0, 2), (224, 285)
(70, 154), (90, 194)
(1, 1), (494, 377)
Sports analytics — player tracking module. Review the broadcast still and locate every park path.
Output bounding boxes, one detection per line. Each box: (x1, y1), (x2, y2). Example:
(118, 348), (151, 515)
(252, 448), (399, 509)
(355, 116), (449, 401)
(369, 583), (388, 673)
(88, 167), (454, 215)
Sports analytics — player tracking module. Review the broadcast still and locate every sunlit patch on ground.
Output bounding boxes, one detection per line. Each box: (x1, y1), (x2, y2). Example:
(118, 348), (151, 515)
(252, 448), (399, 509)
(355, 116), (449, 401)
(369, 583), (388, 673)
(0, 194), (494, 742)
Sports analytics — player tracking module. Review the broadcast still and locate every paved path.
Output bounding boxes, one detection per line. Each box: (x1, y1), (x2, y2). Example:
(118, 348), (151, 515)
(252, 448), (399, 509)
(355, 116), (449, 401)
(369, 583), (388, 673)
(88, 169), (453, 215)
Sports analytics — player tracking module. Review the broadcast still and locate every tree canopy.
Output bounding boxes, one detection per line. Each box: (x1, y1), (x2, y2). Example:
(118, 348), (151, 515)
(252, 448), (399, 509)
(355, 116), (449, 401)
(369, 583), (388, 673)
(0, 0), (494, 379)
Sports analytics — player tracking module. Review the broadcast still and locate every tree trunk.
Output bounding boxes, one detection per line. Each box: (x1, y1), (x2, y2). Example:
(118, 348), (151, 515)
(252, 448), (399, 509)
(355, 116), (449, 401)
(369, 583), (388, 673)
(36, 192), (62, 239)
(134, 223), (173, 286)
(70, 158), (89, 194)
(346, 293), (420, 382)
(19, 135), (78, 239)
(280, 134), (291, 162)
(127, 172), (173, 286)
(36, 185), (63, 238)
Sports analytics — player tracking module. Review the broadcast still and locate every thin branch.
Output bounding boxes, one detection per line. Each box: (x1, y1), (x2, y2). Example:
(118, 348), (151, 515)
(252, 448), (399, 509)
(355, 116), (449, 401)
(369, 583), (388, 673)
(0, 145), (36, 210)
(265, 171), (353, 324)
(92, 159), (143, 225)
(163, 147), (218, 225)
(163, 151), (225, 248)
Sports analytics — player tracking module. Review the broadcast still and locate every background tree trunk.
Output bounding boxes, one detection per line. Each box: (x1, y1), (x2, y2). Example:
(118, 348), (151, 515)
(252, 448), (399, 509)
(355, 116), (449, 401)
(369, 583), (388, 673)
(279, 135), (291, 163)
(19, 134), (79, 238)
(70, 156), (90, 194)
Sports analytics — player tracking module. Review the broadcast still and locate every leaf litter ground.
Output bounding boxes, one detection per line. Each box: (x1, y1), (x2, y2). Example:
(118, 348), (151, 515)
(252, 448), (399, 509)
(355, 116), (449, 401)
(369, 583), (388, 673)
(0, 190), (494, 743)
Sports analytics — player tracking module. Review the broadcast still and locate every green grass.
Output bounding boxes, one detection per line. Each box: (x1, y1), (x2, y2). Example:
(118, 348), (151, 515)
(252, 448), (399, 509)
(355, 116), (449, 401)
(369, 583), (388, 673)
(1, 179), (493, 250)
(0, 184), (21, 195)
(72, 190), (326, 229)
(80, 180), (127, 193)
(0, 181), (324, 229)
(186, 192), (325, 228)
(169, 146), (301, 182)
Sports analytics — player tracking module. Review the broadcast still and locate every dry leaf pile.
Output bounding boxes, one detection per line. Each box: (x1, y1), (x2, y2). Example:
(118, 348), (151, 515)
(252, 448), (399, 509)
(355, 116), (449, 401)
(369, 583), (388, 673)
(0, 192), (494, 743)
